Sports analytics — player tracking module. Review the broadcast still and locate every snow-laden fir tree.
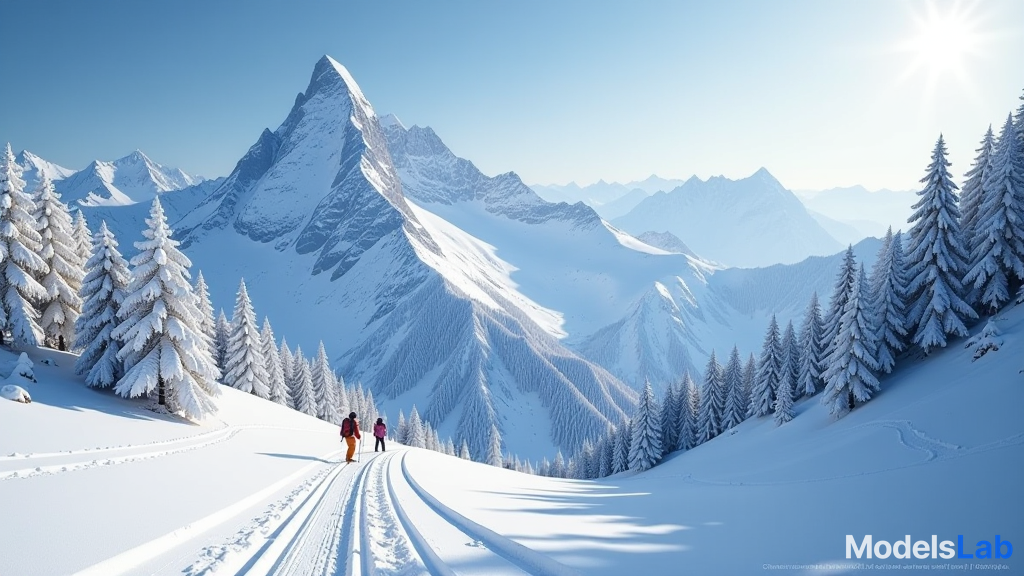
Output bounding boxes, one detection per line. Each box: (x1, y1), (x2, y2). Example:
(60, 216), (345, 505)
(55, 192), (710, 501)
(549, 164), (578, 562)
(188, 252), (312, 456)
(678, 373), (699, 450)
(290, 348), (317, 417)
(112, 198), (220, 419)
(459, 440), (471, 460)
(311, 341), (339, 423)
(260, 319), (288, 405)
(821, 266), (880, 418)
(193, 272), (217, 353)
(598, 430), (614, 477)
(215, 310), (230, 370)
(796, 292), (825, 396)
(870, 229), (909, 374)
(395, 410), (408, 444)
(742, 353), (756, 409)
(906, 135), (977, 352)
(822, 246), (858, 363)
(279, 338), (296, 408)
(486, 424), (503, 467)
(0, 143), (48, 347)
(659, 381), (680, 452)
(406, 406), (426, 448)
(750, 315), (783, 417)
(223, 280), (270, 397)
(696, 351), (725, 443)
(960, 126), (996, 277)
(336, 378), (351, 422)
(780, 321), (800, 402)
(964, 115), (1024, 313)
(628, 381), (663, 472)
(612, 422), (630, 473)
(33, 176), (84, 350)
(74, 221), (130, 388)
(72, 210), (92, 266)
(551, 451), (567, 478)
(721, 346), (746, 430)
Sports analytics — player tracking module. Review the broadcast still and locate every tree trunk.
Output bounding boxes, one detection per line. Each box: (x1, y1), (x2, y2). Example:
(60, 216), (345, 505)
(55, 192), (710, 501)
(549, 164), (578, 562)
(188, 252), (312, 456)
(58, 335), (66, 351)
(847, 390), (855, 411)
(158, 376), (165, 406)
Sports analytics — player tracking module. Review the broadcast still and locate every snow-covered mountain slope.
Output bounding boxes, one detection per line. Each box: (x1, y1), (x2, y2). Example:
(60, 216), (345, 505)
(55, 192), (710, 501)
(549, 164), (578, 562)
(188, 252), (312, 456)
(55, 150), (204, 207)
(15, 149), (76, 190)
(636, 230), (698, 257)
(382, 118), (724, 390)
(796, 185), (916, 239)
(613, 169), (844, 268)
(169, 56), (634, 460)
(4, 301), (1018, 575)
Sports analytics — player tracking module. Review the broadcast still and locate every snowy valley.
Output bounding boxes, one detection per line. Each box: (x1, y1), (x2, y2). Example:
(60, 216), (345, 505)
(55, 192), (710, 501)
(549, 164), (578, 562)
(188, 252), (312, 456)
(2, 48), (1023, 576)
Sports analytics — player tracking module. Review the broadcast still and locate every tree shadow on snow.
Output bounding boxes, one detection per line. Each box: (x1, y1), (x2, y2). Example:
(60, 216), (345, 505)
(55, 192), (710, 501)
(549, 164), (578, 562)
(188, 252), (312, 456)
(256, 452), (335, 464)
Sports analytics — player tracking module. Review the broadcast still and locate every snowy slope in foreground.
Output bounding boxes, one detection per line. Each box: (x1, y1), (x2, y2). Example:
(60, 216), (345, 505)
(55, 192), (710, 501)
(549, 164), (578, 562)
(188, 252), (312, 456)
(2, 303), (1021, 575)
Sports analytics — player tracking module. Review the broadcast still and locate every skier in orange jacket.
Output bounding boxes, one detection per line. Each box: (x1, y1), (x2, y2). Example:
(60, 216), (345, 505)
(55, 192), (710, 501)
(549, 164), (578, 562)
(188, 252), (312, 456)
(340, 412), (361, 462)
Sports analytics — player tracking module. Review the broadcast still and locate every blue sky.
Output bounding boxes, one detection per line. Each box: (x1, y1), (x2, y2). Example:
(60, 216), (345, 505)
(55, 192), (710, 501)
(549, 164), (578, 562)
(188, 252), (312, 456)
(1, 0), (1022, 191)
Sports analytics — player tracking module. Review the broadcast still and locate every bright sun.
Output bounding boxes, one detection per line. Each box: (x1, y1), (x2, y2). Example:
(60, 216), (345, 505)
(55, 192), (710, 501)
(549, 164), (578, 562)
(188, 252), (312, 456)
(901, 2), (984, 85)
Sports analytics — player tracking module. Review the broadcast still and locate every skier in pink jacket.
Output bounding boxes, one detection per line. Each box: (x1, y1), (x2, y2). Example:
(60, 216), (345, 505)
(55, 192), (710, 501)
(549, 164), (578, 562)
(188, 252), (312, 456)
(373, 418), (387, 452)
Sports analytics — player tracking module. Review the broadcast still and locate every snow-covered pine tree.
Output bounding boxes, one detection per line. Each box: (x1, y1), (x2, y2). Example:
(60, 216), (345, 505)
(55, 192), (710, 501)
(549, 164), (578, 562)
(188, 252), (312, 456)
(459, 440), (471, 460)
(193, 272), (216, 354)
(72, 210), (92, 267)
(722, 346), (746, 430)
(0, 143), (48, 347)
(628, 381), (663, 472)
(742, 353), (756, 410)
(112, 198), (220, 419)
(870, 228), (909, 374)
(796, 292), (825, 397)
(260, 319), (288, 405)
(821, 266), (880, 418)
(964, 115), (1024, 313)
(74, 221), (130, 388)
(33, 176), (84, 350)
(486, 424), (503, 467)
(396, 410), (408, 444)
(335, 376), (351, 422)
(406, 406), (426, 448)
(906, 135), (977, 352)
(961, 126), (996, 279)
(551, 451), (567, 478)
(598, 430), (614, 477)
(750, 315), (783, 417)
(215, 309), (230, 370)
(677, 373), (699, 450)
(822, 246), (858, 363)
(223, 280), (270, 398)
(311, 341), (340, 423)
(780, 321), (800, 403)
(659, 381), (680, 452)
(290, 348), (317, 417)
(279, 338), (296, 408)
(612, 422), (630, 473)
(696, 351), (725, 443)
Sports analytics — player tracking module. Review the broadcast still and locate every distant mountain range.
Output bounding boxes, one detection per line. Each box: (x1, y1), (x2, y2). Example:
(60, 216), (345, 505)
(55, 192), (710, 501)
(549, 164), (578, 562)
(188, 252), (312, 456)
(14, 148), (203, 207)
(613, 169), (843, 268)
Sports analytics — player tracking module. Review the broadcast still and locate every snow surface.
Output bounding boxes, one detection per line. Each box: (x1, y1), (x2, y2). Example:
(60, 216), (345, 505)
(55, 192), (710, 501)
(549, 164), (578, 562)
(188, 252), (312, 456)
(1, 301), (1020, 575)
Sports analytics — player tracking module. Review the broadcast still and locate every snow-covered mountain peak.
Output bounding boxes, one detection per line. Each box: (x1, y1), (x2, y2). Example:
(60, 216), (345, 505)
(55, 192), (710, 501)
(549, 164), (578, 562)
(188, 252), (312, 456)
(49, 149), (202, 207)
(379, 113), (405, 129)
(15, 150), (76, 190)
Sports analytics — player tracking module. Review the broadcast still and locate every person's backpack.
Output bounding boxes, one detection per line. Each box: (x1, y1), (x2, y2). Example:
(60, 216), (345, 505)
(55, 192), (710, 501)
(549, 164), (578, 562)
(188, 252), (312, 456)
(341, 418), (354, 438)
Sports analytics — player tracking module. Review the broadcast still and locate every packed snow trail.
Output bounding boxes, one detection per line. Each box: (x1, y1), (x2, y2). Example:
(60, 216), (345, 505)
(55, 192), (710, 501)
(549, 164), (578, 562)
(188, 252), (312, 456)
(225, 448), (581, 576)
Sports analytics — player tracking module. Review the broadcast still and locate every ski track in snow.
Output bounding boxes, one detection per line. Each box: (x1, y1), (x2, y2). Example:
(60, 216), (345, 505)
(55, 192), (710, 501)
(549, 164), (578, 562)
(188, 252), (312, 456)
(680, 419), (1024, 487)
(0, 424), (319, 481)
(200, 449), (579, 576)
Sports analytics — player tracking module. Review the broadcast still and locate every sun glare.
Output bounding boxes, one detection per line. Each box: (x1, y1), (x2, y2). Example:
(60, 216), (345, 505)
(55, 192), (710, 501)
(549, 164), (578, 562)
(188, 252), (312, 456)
(900, 2), (984, 87)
